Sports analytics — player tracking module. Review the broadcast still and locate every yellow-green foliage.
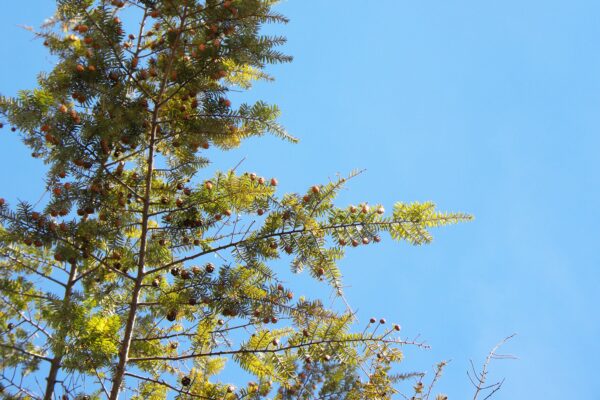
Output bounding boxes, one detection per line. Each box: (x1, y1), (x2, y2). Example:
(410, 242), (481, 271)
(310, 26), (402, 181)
(0, 0), (470, 399)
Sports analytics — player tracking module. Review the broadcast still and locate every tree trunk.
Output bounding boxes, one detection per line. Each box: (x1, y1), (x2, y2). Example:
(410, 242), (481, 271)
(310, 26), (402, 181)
(42, 262), (78, 400)
(108, 7), (186, 397)
(108, 112), (158, 400)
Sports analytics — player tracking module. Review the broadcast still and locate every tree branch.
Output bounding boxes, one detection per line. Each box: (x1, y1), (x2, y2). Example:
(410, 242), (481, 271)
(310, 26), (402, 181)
(130, 337), (428, 362)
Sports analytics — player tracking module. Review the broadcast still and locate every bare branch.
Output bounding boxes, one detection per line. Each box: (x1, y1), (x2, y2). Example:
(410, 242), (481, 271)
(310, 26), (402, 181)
(471, 334), (516, 400)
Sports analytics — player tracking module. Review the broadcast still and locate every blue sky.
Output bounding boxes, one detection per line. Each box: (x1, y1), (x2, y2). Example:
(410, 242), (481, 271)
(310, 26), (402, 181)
(1, 1), (600, 398)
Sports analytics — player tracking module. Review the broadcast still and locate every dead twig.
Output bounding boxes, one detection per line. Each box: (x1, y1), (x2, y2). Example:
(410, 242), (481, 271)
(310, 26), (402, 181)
(470, 334), (517, 400)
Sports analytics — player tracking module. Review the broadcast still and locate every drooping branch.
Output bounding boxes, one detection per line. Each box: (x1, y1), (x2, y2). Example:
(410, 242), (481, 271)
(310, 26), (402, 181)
(2, 252), (67, 288)
(0, 343), (52, 363)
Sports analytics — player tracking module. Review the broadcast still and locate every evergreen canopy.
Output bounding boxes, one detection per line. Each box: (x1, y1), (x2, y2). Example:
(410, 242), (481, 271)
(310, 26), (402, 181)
(0, 1), (471, 399)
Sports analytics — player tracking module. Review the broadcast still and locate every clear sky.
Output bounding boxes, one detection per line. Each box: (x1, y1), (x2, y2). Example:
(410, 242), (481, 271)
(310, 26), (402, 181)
(1, 1), (599, 398)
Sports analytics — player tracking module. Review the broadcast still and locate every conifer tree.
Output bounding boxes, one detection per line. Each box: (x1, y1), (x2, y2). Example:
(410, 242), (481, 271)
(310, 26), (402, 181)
(0, 1), (472, 399)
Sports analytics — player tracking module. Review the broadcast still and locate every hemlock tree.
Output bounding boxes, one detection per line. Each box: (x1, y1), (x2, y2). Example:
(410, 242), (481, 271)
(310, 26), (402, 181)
(0, 0), (472, 399)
